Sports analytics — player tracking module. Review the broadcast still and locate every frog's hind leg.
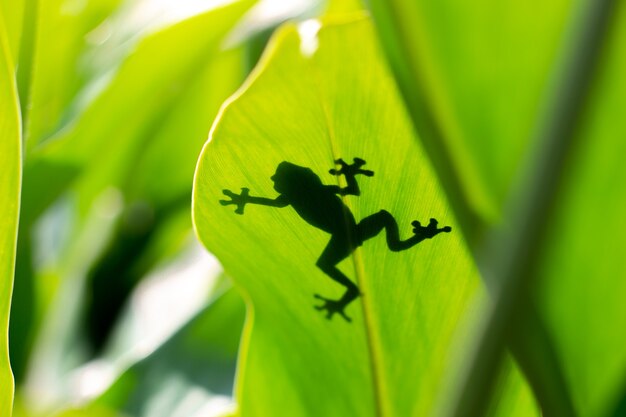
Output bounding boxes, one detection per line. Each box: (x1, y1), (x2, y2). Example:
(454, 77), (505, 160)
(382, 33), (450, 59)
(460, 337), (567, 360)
(357, 210), (451, 251)
(357, 209), (411, 251)
(314, 235), (359, 322)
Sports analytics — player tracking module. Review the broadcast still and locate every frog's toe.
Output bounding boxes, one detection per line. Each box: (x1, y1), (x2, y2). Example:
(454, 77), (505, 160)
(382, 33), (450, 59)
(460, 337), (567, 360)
(313, 295), (352, 322)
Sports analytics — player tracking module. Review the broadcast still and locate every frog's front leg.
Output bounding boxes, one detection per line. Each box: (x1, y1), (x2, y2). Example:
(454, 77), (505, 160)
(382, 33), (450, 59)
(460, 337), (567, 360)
(329, 158), (374, 197)
(330, 157), (374, 177)
(220, 189), (289, 214)
(220, 188), (250, 214)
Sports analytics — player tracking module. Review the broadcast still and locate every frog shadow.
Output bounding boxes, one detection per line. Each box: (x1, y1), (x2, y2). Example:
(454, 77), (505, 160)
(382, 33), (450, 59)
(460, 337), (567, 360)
(219, 158), (451, 322)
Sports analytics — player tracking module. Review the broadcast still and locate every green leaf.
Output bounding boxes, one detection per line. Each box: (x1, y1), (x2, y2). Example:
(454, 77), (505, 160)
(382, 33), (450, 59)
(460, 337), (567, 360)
(22, 0), (124, 148)
(0, 0), (24, 62)
(365, 0), (572, 237)
(25, 0), (254, 218)
(534, 4), (626, 415)
(0, 12), (23, 416)
(485, 356), (540, 417)
(90, 285), (245, 416)
(11, 0), (254, 401)
(193, 15), (484, 416)
(23, 0), (241, 149)
(24, 241), (243, 415)
(367, 0), (624, 416)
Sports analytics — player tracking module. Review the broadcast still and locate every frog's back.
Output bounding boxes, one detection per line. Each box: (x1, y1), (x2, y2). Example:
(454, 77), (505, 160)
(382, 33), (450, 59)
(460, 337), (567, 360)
(289, 186), (355, 234)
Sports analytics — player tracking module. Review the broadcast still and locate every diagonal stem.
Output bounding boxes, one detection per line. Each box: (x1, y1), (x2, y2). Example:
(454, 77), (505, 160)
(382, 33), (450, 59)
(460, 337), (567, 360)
(438, 0), (618, 415)
(366, 0), (618, 414)
(305, 28), (387, 416)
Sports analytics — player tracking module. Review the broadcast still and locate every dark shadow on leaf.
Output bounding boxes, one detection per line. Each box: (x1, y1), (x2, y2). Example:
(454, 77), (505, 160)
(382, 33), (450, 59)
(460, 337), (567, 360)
(219, 158), (451, 322)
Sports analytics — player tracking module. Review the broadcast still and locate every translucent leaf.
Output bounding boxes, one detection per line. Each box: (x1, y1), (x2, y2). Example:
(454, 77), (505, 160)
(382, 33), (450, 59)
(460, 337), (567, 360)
(367, 0), (625, 416)
(194, 15), (482, 416)
(534, 5), (626, 415)
(0, 13), (23, 415)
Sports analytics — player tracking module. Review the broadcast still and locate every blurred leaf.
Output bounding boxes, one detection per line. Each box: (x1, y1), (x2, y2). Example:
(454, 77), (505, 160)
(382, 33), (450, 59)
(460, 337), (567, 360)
(21, 233), (228, 413)
(363, 0), (572, 413)
(28, 248), (243, 416)
(123, 46), (247, 207)
(534, 3), (626, 416)
(12, 397), (128, 417)
(55, 406), (128, 417)
(367, 0), (622, 416)
(485, 356), (540, 417)
(89, 286), (245, 417)
(19, 190), (123, 413)
(0, 11), (23, 415)
(15, 0), (35, 120)
(193, 15), (489, 416)
(0, 0), (24, 62)
(324, 0), (363, 15)
(8, 165), (79, 382)
(24, 0), (248, 150)
(12, 0), (253, 383)
(28, 0), (254, 209)
(227, 0), (321, 47)
(23, 0), (125, 148)
(64, 0), (253, 351)
(365, 0), (571, 238)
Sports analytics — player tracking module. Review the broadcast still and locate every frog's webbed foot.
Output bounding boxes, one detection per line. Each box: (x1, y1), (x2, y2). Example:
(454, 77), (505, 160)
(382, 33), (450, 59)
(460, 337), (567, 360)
(219, 187), (250, 214)
(412, 218), (452, 239)
(314, 294), (352, 322)
(329, 158), (374, 178)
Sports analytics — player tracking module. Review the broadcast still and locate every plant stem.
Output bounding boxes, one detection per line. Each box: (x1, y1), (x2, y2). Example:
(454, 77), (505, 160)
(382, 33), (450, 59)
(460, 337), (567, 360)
(366, 0), (617, 414)
(442, 0), (618, 415)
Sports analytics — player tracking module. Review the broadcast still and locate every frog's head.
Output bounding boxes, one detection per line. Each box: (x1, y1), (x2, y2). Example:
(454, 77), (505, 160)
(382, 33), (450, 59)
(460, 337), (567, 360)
(271, 162), (321, 194)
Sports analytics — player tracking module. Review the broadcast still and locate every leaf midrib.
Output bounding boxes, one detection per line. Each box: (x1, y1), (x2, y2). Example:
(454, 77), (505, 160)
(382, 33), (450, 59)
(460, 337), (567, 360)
(305, 22), (388, 417)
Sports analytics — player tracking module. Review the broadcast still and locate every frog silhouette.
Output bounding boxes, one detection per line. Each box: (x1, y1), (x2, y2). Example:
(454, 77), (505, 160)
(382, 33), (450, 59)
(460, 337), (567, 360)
(220, 158), (451, 322)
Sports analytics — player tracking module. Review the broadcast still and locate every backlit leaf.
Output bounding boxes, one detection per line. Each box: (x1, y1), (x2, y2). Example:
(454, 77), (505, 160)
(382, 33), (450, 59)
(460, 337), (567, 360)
(194, 15), (482, 416)
(0, 12), (23, 416)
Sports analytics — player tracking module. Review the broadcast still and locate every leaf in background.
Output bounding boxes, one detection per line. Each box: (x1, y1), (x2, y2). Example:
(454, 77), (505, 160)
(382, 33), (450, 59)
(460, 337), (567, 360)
(22, 0), (124, 149)
(194, 15), (486, 416)
(0, 11), (23, 416)
(17, 189), (125, 413)
(22, 0), (245, 150)
(0, 0), (24, 62)
(86, 286), (245, 417)
(366, 0), (571, 230)
(22, 242), (243, 415)
(399, 0), (572, 204)
(534, 4), (626, 415)
(27, 0), (254, 213)
(67, 0), (253, 352)
(367, 0), (624, 416)
(11, 0), (254, 385)
(324, 0), (363, 15)
(485, 355), (540, 417)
